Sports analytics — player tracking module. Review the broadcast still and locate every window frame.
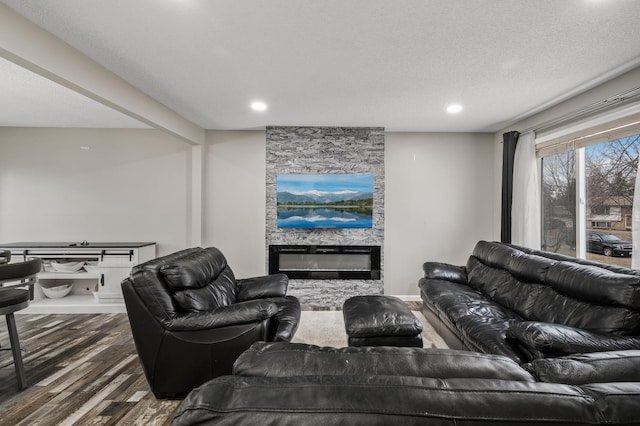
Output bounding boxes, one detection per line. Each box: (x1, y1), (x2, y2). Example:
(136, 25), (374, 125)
(536, 100), (640, 261)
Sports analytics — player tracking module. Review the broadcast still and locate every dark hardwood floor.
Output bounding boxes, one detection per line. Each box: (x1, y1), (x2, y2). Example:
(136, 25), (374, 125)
(0, 313), (180, 425)
(0, 302), (429, 424)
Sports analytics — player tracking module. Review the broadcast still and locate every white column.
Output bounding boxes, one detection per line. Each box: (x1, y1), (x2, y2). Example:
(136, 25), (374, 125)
(189, 144), (206, 247)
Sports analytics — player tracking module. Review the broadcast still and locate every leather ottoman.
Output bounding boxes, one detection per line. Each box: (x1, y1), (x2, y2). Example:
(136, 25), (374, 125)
(343, 295), (423, 347)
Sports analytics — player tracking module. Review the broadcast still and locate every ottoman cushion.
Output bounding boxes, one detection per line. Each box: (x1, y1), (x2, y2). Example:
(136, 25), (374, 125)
(343, 295), (423, 347)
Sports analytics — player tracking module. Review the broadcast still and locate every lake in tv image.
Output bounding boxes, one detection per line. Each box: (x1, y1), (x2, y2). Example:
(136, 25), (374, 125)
(276, 173), (373, 229)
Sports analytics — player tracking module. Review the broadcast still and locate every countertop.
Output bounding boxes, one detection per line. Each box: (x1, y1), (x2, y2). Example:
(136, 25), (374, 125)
(0, 242), (156, 249)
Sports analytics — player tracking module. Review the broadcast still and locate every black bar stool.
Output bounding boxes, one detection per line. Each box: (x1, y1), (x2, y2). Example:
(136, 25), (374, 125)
(0, 254), (41, 390)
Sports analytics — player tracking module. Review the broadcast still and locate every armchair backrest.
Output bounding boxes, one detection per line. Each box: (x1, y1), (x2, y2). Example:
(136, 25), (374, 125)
(160, 247), (238, 312)
(125, 247), (202, 320)
(124, 247), (238, 321)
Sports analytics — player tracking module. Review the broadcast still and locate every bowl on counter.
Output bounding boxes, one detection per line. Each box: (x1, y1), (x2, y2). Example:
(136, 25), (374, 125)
(50, 261), (85, 273)
(41, 283), (73, 299)
(83, 265), (100, 274)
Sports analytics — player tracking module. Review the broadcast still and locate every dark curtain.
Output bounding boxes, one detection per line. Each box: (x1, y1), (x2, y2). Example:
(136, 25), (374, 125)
(501, 131), (519, 243)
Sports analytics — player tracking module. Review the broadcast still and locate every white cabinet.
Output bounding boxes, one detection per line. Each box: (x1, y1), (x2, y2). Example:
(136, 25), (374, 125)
(0, 242), (156, 313)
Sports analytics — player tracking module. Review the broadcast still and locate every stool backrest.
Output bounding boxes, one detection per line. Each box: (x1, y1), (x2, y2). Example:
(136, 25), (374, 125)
(0, 258), (42, 284)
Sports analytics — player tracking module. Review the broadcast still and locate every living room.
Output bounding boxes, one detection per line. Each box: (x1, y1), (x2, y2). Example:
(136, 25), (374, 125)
(2, 1), (640, 424)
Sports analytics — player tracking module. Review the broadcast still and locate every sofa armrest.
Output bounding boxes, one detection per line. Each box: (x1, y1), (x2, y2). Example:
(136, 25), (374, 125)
(422, 262), (467, 284)
(236, 274), (288, 301)
(165, 300), (278, 331)
(507, 321), (640, 358)
(526, 350), (640, 384)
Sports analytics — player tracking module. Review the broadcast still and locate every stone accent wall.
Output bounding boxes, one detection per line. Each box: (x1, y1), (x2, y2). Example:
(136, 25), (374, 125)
(266, 126), (384, 307)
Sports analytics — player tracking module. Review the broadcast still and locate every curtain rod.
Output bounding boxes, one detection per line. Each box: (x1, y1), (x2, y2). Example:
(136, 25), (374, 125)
(519, 86), (640, 135)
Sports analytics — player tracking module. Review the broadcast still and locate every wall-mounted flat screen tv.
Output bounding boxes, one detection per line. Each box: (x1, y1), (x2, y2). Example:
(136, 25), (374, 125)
(277, 173), (374, 229)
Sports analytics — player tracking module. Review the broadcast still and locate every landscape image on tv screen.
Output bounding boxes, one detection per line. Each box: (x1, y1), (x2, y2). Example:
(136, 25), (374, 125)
(276, 173), (374, 229)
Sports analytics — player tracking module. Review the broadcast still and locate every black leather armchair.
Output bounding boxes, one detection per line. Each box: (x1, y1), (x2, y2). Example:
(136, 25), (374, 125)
(121, 247), (300, 398)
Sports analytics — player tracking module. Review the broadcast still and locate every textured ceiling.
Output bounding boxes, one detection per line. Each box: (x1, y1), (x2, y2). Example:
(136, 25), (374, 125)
(2, 0), (640, 132)
(0, 58), (148, 128)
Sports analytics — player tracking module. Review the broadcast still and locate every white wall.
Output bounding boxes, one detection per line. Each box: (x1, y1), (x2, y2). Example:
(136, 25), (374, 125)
(0, 128), (190, 255)
(1, 128), (496, 297)
(206, 130), (266, 278)
(206, 130), (495, 296)
(384, 132), (495, 295)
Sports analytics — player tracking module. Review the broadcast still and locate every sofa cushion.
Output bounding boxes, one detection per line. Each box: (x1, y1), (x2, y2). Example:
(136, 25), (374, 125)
(421, 278), (523, 361)
(527, 286), (640, 334)
(466, 256), (514, 297)
(234, 342), (535, 381)
(471, 240), (521, 269)
(527, 350), (640, 384)
(507, 253), (557, 283)
(466, 256), (543, 319)
(421, 278), (513, 324)
(546, 261), (640, 310)
(471, 241), (558, 284)
(507, 321), (640, 357)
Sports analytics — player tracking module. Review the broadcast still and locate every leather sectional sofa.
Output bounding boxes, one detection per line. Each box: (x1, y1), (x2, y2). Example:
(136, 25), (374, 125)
(172, 343), (640, 425)
(420, 240), (640, 362)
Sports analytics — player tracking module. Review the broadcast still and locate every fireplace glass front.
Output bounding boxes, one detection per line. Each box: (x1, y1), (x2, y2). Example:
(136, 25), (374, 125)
(269, 245), (381, 280)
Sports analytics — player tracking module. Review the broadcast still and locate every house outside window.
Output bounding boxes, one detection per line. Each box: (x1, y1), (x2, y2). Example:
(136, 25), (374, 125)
(541, 134), (640, 268)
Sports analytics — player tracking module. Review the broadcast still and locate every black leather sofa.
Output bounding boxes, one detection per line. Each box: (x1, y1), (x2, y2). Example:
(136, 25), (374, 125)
(168, 241), (640, 424)
(121, 247), (301, 398)
(420, 240), (640, 363)
(171, 342), (640, 425)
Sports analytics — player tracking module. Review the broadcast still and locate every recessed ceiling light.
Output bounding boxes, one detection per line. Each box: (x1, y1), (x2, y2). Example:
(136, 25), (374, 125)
(251, 101), (268, 112)
(446, 104), (463, 114)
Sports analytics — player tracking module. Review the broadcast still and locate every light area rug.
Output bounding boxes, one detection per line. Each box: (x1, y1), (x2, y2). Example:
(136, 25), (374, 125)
(291, 310), (448, 349)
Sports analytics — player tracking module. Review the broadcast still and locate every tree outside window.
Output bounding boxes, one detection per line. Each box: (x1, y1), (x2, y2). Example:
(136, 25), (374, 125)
(542, 134), (640, 267)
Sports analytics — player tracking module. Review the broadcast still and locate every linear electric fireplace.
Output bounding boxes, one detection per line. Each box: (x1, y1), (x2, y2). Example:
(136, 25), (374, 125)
(269, 245), (381, 280)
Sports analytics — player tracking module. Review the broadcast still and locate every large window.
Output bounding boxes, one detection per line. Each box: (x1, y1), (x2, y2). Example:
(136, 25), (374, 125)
(541, 134), (640, 267)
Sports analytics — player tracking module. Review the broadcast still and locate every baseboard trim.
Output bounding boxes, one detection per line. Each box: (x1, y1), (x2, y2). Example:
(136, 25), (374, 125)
(393, 295), (422, 302)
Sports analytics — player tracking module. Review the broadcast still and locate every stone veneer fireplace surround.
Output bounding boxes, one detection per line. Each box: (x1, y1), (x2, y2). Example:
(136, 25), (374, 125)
(266, 126), (384, 307)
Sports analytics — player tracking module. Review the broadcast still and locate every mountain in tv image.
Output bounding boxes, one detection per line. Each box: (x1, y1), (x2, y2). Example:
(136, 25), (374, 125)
(277, 190), (373, 205)
(276, 173), (374, 229)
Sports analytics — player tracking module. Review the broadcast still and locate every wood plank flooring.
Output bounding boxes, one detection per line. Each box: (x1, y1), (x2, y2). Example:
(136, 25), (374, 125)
(0, 314), (180, 425)
(0, 302), (432, 425)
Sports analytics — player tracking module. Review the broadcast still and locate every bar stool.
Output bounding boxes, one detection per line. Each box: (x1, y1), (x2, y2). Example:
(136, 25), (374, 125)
(0, 254), (41, 390)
